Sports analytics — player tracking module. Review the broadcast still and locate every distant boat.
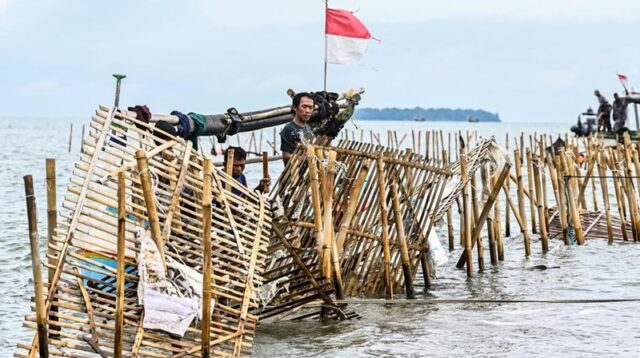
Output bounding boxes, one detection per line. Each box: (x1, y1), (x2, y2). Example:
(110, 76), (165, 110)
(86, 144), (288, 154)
(414, 116), (426, 122)
(468, 117), (480, 123)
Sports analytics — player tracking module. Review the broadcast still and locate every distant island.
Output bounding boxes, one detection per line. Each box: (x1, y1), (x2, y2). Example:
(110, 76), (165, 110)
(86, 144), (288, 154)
(355, 107), (501, 122)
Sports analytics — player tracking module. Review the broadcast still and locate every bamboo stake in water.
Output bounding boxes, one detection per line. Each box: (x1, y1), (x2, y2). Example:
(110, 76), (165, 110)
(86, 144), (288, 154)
(532, 154), (548, 252)
(390, 182), (415, 299)
(597, 149), (614, 244)
(504, 133), (511, 237)
(526, 149), (538, 234)
(460, 150), (473, 277)
(114, 172), (126, 358)
(375, 155), (394, 299)
(45, 159), (59, 334)
(514, 150), (531, 256)
(24, 175), (49, 358)
(68, 123), (73, 152)
(201, 160), (213, 357)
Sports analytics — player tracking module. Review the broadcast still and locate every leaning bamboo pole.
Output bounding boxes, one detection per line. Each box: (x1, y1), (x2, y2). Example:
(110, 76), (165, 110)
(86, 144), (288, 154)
(135, 150), (166, 264)
(390, 182), (416, 299)
(25, 175), (49, 358)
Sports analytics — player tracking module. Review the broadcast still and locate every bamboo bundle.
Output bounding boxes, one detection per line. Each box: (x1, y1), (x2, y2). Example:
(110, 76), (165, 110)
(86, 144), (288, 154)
(17, 106), (272, 357)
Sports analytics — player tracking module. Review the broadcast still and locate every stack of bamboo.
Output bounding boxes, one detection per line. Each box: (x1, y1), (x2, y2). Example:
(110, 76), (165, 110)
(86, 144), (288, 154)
(18, 106), (272, 357)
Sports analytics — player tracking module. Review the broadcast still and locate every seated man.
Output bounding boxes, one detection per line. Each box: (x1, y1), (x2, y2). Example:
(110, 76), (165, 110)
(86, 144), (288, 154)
(280, 92), (315, 165)
(223, 146), (270, 195)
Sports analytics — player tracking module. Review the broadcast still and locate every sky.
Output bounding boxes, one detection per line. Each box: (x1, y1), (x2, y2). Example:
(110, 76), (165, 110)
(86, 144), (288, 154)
(1, 0), (640, 122)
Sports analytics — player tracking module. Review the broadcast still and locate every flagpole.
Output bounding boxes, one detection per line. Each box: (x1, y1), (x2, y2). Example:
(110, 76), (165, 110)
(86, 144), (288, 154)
(323, 0), (328, 91)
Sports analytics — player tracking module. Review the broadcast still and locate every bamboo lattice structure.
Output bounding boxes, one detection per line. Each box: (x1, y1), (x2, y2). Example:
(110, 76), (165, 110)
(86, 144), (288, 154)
(17, 106), (271, 357)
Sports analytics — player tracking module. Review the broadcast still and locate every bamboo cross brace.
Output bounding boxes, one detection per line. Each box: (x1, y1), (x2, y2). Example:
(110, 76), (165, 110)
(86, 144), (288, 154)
(161, 141), (193, 241)
(210, 167), (245, 254)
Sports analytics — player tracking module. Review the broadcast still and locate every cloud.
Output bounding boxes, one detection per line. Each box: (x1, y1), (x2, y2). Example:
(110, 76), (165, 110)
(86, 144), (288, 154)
(0, 0), (11, 14)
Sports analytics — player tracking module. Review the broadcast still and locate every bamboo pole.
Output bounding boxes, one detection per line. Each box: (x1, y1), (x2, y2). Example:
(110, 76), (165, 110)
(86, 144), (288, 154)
(135, 150), (165, 264)
(460, 150), (473, 277)
(201, 160), (212, 357)
(562, 150), (585, 245)
(45, 158), (59, 335)
(492, 168), (505, 261)
(306, 146), (326, 274)
(607, 148), (629, 241)
(375, 156), (394, 299)
(504, 133), (511, 237)
(114, 172), (126, 358)
(68, 123), (73, 152)
(225, 148), (235, 177)
(597, 149), (614, 244)
(514, 150), (531, 255)
(526, 149), (538, 234)
(548, 155), (569, 244)
(470, 169), (484, 271)
(390, 182), (415, 299)
(532, 154), (548, 252)
(325, 151), (346, 299)
(262, 151), (269, 180)
(24, 175), (49, 358)
(481, 165), (497, 265)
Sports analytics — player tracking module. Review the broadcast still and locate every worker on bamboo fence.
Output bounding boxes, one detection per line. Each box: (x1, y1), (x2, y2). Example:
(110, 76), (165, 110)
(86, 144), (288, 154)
(281, 92), (315, 165)
(594, 89), (612, 133)
(223, 146), (271, 194)
(612, 92), (630, 134)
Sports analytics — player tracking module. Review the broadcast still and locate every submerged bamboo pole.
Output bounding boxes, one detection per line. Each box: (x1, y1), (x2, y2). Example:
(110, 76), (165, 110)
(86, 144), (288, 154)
(201, 160), (213, 357)
(24, 175), (49, 358)
(390, 182), (415, 299)
(375, 155), (394, 299)
(114, 172), (126, 358)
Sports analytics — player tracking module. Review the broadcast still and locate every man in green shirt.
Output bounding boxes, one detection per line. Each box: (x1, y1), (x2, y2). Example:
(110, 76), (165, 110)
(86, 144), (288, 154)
(280, 92), (315, 165)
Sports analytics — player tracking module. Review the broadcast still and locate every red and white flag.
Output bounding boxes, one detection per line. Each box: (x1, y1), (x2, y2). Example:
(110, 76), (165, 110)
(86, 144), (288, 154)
(617, 73), (629, 92)
(325, 8), (372, 65)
